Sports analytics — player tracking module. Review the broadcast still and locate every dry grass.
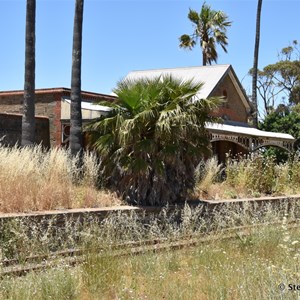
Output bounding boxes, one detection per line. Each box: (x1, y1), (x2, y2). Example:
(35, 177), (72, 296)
(1, 203), (300, 299)
(0, 145), (123, 213)
(2, 144), (300, 213)
(195, 154), (300, 200)
(195, 157), (224, 199)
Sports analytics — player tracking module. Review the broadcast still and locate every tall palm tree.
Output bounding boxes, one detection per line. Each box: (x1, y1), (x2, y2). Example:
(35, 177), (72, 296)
(70, 0), (84, 157)
(87, 76), (221, 206)
(252, 0), (263, 128)
(179, 2), (232, 66)
(22, 0), (36, 146)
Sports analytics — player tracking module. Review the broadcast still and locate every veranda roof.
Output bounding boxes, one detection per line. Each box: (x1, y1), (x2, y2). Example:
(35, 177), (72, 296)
(63, 98), (111, 112)
(206, 123), (294, 141)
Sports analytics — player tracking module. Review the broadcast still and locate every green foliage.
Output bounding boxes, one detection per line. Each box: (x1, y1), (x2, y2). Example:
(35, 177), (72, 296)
(261, 104), (300, 139)
(179, 2), (232, 65)
(0, 268), (79, 300)
(253, 40), (300, 116)
(87, 75), (221, 205)
(223, 153), (300, 196)
(263, 59), (300, 105)
(259, 103), (300, 161)
(258, 42), (300, 158)
(226, 154), (277, 195)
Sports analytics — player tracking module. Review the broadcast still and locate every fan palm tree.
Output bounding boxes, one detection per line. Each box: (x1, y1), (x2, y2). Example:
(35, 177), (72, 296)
(70, 0), (84, 157)
(22, 0), (36, 146)
(252, 0), (263, 127)
(87, 76), (221, 206)
(179, 2), (232, 66)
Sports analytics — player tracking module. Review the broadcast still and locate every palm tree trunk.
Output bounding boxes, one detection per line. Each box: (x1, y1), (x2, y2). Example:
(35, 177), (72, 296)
(202, 51), (207, 66)
(252, 0), (263, 128)
(22, 0), (36, 146)
(70, 0), (84, 157)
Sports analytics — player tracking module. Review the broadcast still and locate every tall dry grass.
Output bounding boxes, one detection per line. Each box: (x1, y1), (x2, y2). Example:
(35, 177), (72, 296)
(0, 145), (122, 213)
(195, 153), (300, 200)
(194, 157), (224, 199)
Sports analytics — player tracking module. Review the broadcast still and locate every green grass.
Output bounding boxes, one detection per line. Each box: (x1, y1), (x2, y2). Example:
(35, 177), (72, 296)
(1, 225), (300, 300)
(1, 203), (300, 299)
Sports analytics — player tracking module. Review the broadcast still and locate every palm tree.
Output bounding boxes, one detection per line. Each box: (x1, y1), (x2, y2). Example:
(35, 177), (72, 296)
(22, 0), (36, 146)
(252, 0), (263, 128)
(87, 76), (221, 206)
(179, 2), (232, 66)
(70, 0), (84, 157)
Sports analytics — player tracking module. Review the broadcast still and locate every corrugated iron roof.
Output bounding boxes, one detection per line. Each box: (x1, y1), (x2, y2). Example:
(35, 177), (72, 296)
(62, 98), (112, 112)
(206, 122), (295, 140)
(124, 64), (231, 99)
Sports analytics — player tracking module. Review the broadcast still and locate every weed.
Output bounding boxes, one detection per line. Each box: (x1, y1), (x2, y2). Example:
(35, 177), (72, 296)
(195, 153), (300, 200)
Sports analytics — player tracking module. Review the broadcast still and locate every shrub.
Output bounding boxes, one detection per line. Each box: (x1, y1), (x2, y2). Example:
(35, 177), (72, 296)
(195, 153), (300, 199)
(87, 75), (221, 205)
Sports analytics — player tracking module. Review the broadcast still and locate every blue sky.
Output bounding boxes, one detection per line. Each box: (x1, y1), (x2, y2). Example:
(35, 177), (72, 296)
(0, 0), (299, 113)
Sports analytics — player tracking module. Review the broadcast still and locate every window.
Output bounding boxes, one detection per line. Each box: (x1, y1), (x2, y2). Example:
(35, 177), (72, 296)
(222, 89), (229, 108)
(61, 123), (70, 147)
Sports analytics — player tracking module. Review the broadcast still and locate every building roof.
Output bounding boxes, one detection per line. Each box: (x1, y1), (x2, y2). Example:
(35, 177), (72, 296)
(124, 64), (251, 112)
(63, 98), (112, 112)
(125, 65), (228, 98)
(206, 122), (295, 141)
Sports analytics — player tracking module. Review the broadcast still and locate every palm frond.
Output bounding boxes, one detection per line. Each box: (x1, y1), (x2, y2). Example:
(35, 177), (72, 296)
(179, 34), (196, 49)
(88, 74), (222, 205)
(180, 3), (231, 65)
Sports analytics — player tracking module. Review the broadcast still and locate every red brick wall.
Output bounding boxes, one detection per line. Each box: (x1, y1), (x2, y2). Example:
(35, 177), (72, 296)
(0, 92), (59, 146)
(210, 75), (249, 123)
(54, 93), (62, 146)
(0, 113), (50, 147)
(0, 89), (117, 147)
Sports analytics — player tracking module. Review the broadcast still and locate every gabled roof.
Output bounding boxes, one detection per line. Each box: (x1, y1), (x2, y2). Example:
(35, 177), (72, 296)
(124, 64), (251, 112)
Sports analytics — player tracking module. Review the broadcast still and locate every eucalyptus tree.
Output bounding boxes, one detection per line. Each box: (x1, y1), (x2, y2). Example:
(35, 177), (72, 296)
(252, 0), (263, 127)
(251, 41), (300, 117)
(179, 2), (232, 66)
(70, 0), (84, 157)
(22, 0), (36, 146)
(87, 76), (221, 206)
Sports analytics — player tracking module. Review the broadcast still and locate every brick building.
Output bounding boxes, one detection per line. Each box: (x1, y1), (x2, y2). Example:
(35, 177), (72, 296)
(124, 64), (295, 161)
(0, 88), (115, 147)
(0, 65), (295, 161)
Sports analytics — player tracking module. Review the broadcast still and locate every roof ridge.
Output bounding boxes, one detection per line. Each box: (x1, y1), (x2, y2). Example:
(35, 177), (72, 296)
(129, 64), (231, 74)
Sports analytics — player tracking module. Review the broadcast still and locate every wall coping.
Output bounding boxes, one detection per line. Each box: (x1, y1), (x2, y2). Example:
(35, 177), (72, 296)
(0, 112), (49, 120)
(1, 195), (300, 219)
(0, 87), (117, 102)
